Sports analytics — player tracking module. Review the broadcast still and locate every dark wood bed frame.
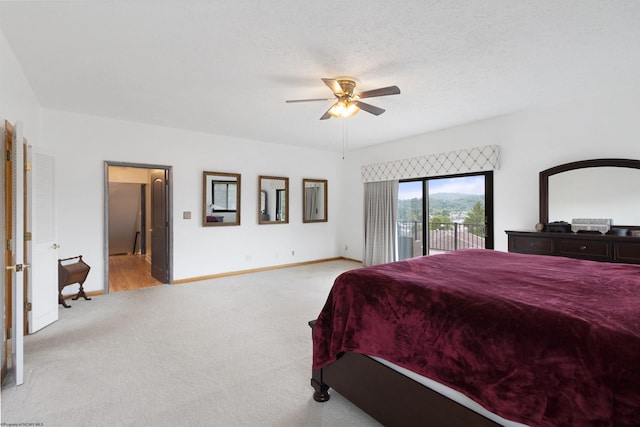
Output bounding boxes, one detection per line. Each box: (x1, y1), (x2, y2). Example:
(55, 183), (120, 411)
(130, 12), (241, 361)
(309, 321), (501, 427)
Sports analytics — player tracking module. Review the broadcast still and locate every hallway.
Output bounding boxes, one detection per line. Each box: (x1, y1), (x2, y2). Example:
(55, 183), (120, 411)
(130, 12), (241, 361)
(109, 254), (162, 292)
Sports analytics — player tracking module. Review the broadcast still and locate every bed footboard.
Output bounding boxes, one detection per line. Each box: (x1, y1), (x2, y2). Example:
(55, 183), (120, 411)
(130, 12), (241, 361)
(309, 321), (500, 427)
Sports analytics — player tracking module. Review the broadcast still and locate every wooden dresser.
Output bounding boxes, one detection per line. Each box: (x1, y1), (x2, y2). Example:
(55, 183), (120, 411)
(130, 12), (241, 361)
(505, 230), (640, 264)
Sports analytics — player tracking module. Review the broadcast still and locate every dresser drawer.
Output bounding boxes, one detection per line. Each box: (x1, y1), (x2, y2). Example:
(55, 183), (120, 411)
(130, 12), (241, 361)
(509, 235), (554, 255)
(613, 241), (640, 264)
(506, 231), (640, 264)
(557, 239), (610, 261)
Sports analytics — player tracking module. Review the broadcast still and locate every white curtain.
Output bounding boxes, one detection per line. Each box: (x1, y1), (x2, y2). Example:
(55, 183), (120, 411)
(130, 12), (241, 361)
(363, 180), (398, 266)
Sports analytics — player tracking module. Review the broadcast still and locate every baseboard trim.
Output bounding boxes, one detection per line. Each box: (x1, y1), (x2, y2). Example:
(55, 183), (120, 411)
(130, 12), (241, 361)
(173, 257), (362, 285)
(86, 290), (104, 298)
(63, 258), (363, 295)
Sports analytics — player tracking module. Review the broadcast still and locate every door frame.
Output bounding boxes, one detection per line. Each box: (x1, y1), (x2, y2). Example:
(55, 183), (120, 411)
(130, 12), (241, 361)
(4, 120), (26, 385)
(103, 161), (173, 293)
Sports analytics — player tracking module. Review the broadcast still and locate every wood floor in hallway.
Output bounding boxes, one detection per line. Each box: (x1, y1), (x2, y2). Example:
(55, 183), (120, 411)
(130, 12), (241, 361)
(109, 254), (163, 292)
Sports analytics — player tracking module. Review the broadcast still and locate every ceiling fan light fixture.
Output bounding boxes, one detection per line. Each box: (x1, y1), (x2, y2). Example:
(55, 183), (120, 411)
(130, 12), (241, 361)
(328, 100), (360, 118)
(286, 77), (399, 120)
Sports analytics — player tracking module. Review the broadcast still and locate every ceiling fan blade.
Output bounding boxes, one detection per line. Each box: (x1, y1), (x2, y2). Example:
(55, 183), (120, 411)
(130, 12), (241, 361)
(321, 78), (344, 96)
(354, 101), (385, 116)
(357, 85), (401, 99)
(285, 98), (333, 103)
(320, 109), (332, 120)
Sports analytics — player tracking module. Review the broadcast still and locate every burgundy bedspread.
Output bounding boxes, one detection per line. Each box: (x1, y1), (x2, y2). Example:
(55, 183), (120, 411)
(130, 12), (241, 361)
(312, 249), (640, 426)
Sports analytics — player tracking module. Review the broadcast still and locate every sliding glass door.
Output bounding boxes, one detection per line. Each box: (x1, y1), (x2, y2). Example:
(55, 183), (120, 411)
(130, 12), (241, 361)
(397, 180), (424, 259)
(397, 172), (493, 260)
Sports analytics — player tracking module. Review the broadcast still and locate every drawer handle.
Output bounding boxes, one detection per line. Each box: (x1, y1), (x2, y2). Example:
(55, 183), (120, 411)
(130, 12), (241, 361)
(579, 245), (587, 251)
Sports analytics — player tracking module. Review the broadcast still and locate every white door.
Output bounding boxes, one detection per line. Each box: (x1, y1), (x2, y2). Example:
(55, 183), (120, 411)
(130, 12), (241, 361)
(27, 147), (58, 332)
(1, 123), (7, 380)
(9, 122), (26, 385)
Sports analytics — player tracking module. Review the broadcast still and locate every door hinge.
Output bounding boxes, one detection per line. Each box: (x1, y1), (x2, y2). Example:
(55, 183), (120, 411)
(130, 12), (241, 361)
(6, 150), (10, 162)
(6, 327), (11, 340)
(25, 302), (32, 312)
(24, 232), (32, 241)
(6, 239), (11, 251)
(25, 161), (32, 171)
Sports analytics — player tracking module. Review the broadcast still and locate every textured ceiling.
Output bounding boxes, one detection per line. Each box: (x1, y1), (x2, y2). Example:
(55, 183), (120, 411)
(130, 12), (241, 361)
(1, 1), (639, 152)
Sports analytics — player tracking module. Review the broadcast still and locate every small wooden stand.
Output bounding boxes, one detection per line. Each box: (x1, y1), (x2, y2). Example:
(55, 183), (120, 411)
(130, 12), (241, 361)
(58, 255), (91, 308)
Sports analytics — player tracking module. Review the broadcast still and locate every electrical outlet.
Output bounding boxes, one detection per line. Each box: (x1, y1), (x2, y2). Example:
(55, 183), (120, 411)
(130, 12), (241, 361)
(344, 245), (348, 251)
(183, 211), (191, 219)
(291, 250), (295, 256)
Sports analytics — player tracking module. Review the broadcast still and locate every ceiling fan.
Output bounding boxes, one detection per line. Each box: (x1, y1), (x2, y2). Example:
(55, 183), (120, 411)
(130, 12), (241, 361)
(285, 77), (400, 120)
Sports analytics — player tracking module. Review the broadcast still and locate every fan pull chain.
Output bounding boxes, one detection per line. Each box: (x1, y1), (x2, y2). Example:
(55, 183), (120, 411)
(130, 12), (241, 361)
(342, 119), (348, 160)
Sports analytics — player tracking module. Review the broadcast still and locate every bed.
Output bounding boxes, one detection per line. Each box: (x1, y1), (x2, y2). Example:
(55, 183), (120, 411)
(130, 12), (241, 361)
(310, 249), (640, 426)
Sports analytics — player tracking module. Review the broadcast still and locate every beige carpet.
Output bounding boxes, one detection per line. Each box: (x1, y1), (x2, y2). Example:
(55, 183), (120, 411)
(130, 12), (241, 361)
(1, 260), (380, 427)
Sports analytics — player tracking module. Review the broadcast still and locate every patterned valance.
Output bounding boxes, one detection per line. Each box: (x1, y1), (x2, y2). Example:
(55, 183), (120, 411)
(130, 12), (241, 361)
(361, 145), (500, 183)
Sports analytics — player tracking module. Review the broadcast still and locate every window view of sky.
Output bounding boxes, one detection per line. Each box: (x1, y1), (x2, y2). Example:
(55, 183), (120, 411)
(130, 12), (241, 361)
(398, 181), (422, 200)
(399, 176), (485, 200)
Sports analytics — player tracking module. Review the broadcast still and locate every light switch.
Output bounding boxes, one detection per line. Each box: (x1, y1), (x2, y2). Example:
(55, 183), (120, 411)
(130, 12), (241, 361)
(183, 211), (191, 219)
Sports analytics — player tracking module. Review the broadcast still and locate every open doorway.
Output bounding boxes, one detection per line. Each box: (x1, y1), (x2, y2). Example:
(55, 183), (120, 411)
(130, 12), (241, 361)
(104, 162), (172, 293)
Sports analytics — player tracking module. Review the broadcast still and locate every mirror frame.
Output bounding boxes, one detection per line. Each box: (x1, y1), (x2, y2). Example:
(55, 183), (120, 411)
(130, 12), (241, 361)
(258, 175), (289, 224)
(302, 178), (328, 223)
(539, 158), (640, 225)
(203, 171), (241, 227)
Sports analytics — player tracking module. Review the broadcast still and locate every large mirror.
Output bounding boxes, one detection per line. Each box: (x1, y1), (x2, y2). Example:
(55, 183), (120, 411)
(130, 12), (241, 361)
(540, 159), (640, 226)
(259, 175), (289, 224)
(203, 171), (241, 226)
(303, 179), (328, 223)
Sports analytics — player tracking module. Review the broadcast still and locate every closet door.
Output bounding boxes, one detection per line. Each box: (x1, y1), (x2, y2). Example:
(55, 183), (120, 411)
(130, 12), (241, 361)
(1, 122), (7, 382)
(28, 148), (58, 333)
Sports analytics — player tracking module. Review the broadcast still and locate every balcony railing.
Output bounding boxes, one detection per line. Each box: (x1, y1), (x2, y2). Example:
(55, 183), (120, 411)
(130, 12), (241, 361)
(397, 221), (486, 259)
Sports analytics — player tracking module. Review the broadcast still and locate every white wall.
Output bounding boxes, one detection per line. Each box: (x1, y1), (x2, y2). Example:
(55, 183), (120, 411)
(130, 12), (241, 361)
(0, 28), (41, 146)
(338, 90), (640, 260)
(42, 110), (342, 292)
(108, 183), (142, 256)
